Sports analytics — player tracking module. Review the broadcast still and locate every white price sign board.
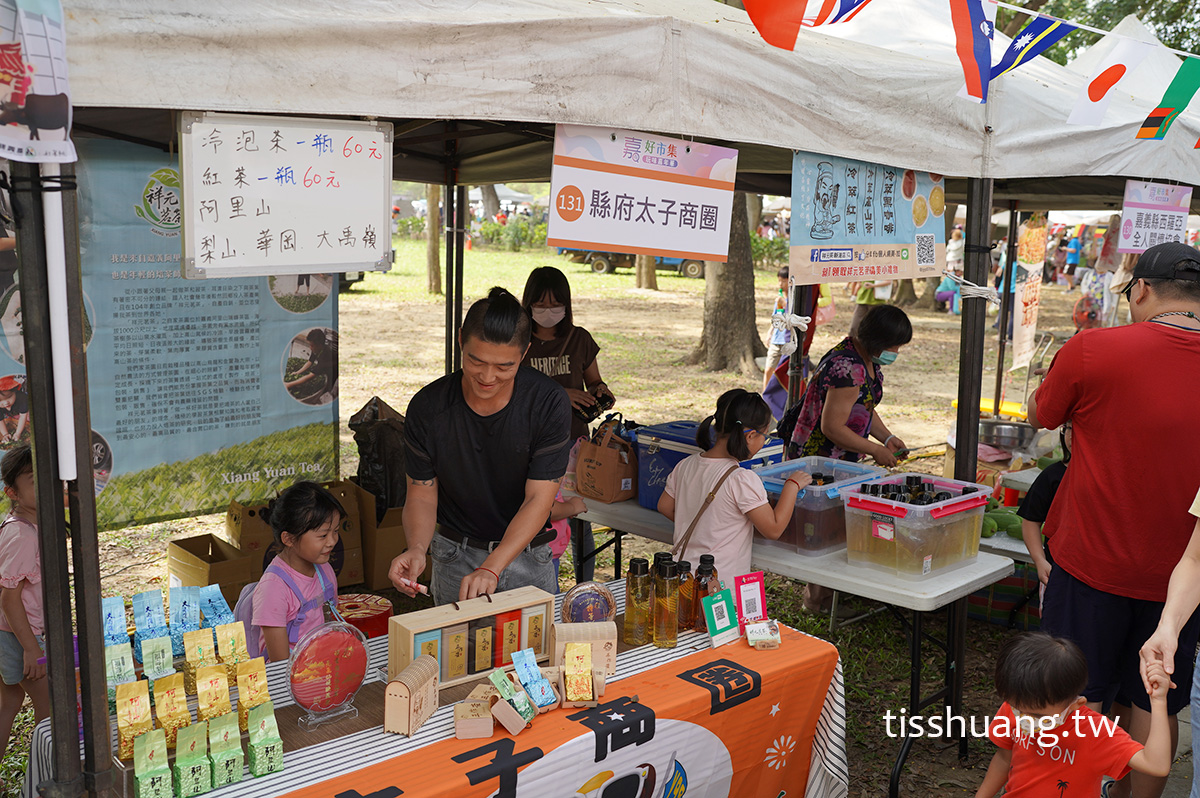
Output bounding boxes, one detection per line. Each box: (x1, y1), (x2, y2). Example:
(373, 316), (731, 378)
(1117, 180), (1192, 254)
(180, 112), (394, 278)
(547, 125), (738, 261)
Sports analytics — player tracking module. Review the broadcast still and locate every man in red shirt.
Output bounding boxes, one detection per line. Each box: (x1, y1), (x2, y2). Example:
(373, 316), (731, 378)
(1028, 241), (1200, 798)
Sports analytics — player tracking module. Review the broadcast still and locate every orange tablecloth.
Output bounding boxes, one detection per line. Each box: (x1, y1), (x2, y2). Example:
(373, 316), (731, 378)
(282, 625), (839, 798)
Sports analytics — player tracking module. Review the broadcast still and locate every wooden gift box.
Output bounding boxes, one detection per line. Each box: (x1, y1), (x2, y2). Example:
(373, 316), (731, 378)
(549, 621), (617, 677)
(556, 666), (607, 709)
(387, 586), (554, 689)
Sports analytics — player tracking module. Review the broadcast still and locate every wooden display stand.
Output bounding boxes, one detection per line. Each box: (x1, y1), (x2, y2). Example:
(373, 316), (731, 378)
(387, 586), (554, 689)
(384, 655), (439, 736)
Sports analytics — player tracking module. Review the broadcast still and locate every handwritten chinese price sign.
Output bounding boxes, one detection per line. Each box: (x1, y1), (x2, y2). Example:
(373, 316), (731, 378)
(547, 124), (738, 262)
(1117, 179), (1192, 254)
(179, 112), (394, 278)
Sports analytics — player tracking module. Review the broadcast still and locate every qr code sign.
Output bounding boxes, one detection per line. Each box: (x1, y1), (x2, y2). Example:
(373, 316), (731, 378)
(713, 603), (728, 626)
(916, 233), (936, 267)
(744, 596), (759, 617)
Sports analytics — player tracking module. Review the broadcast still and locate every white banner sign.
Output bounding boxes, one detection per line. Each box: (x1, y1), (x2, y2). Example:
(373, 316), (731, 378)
(1010, 219), (1046, 372)
(546, 125), (738, 262)
(1117, 180), (1192, 254)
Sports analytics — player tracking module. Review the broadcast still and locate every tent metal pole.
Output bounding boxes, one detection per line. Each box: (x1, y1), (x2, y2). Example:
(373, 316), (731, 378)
(954, 177), (994, 483)
(992, 201), (1018, 416)
(454, 184), (465, 372)
(60, 161), (113, 794)
(444, 176), (456, 375)
(785, 284), (815, 409)
(10, 160), (83, 798)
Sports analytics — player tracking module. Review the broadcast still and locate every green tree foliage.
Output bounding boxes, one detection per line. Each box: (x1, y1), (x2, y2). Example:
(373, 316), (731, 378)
(998, 0), (1200, 66)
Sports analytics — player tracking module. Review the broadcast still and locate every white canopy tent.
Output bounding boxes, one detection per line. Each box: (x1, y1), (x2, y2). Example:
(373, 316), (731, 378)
(62, 0), (1200, 206)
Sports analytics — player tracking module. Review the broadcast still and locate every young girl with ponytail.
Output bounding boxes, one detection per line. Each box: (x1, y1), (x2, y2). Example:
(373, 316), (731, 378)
(657, 389), (810, 580)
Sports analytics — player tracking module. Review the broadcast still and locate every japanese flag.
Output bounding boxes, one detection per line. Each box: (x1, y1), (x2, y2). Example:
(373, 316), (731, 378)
(1067, 38), (1155, 126)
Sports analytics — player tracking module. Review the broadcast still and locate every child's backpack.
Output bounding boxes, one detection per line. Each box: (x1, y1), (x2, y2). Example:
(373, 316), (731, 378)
(233, 560), (337, 660)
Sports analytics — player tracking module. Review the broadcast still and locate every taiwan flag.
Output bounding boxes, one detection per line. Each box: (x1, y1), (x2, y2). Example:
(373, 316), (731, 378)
(1067, 37), (1155, 126)
(990, 15), (1077, 81)
(949, 0), (995, 103)
(1137, 57), (1200, 140)
(742, 0), (878, 50)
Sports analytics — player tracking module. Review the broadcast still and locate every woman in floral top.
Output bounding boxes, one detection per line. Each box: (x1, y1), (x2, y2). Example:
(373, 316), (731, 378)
(790, 304), (913, 612)
(790, 304), (912, 465)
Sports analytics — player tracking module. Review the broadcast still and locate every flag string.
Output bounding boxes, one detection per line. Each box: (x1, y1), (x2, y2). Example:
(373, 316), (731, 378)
(991, 0), (1200, 62)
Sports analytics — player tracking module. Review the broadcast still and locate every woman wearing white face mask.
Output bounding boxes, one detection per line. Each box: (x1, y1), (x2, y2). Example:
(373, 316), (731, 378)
(522, 266), (614, 582)
(787, 303), (913, 614)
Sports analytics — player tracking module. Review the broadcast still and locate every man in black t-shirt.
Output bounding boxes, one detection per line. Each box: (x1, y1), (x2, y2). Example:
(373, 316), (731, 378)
(390, 287), (572, 604)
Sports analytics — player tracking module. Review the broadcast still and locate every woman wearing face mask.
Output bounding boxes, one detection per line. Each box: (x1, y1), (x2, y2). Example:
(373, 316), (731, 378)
(522, 266), (614, 582)
(789, 304), (912, 614)
(789, 303), (913, 468)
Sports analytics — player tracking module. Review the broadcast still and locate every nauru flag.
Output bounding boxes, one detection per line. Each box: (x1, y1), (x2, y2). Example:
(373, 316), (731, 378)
(990, 16), (1077, 80)
(743, 0), (877, 50)
(1067, 37), (1154, 126)
(949, 0), (995, 103)
(1136, 56), (1200, 140)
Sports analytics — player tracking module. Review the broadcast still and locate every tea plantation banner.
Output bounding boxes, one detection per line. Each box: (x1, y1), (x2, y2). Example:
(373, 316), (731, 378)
(75, 139), (338, 529)
(789, 151), (945, 285)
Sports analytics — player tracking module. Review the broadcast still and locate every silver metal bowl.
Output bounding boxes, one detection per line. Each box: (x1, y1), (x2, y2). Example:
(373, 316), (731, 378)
(978, 419), (1036, 450)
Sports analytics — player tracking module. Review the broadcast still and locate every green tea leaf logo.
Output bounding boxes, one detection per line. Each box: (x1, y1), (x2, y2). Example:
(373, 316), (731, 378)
(134, 168), (182, 231)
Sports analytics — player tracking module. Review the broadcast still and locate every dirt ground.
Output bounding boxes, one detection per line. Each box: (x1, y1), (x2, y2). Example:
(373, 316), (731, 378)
(76, 246), (1092, 798)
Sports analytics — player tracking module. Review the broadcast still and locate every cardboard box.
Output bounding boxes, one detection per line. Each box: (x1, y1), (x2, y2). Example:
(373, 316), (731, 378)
(321, 479), (362, 551)
(224, 479), (362, 558)
(224, 501), (274, 555)
(338, 547), (364, 587)
(167, 535), (254, 609)
(351, 478), (428, 591)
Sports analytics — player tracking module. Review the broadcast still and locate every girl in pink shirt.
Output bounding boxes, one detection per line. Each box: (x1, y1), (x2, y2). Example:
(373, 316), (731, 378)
(250, 482), (345, 663)
(658, 390), (810, 580)
(0, 444), (49, 760)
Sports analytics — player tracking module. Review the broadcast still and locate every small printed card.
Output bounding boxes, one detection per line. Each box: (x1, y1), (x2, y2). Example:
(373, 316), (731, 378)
(701, 588), (741, 648)
(745, 619), (782, 650)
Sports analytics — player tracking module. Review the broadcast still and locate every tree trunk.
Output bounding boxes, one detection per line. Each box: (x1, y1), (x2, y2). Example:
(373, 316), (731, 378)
(426, 183), (442, 295)
(915, 276), (941, 309)
(480, 184), (500, 222)
(891, 278), (918, 307)
(746, 193), (763, 236)
(687, 191), (766, 375)
(635, 254), (658, 290)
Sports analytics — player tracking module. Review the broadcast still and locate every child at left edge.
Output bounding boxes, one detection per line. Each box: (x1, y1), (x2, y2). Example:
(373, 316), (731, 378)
(0, 444), (50, 761)
(975, 632), (1172, 798)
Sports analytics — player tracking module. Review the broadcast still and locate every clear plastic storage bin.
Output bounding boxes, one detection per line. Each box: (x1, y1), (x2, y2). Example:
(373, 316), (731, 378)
(843, 474), (989, 579)
(753, 457), (886, 556)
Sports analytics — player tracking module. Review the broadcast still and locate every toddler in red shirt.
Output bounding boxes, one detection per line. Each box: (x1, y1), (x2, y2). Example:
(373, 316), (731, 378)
(976, 633), (1171, 798)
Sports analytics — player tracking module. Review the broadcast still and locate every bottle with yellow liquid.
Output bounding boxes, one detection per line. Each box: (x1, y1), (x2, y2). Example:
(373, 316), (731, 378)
(653, 560), (678, 649)
(693, 561), (714, 633)
(676, 560), (695, 631)
(623, 558), (651, 645)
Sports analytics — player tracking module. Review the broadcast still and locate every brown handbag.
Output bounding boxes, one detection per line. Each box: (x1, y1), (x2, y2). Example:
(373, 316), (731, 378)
(671, 464), (740, 563)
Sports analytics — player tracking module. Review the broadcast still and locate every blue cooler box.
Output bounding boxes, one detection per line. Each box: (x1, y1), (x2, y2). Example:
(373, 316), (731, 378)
(635, 421), (784, 510)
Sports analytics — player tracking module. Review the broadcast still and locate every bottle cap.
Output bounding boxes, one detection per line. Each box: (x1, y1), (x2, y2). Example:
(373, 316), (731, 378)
(654, 552), (672, 563)
(660, 561), (677, 579)
(628, 558), (649, 576)
(677, 560), (692, 574)
(905, 475), (922, 488)
(698, 554), (715, 566)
